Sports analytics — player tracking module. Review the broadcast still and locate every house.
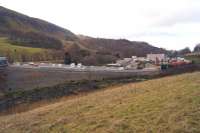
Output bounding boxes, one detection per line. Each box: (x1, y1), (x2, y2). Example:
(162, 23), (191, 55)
(147, 54), (167, 64)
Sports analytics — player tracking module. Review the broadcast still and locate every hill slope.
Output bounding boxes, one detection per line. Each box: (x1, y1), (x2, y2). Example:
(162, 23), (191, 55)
(0, 6), (76, 41)
(0, 72), (200, 133)
(0, 6), (167, 65)
(78, 36), (165, 57)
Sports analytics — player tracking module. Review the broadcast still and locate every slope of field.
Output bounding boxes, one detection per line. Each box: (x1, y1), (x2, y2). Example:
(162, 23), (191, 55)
(0, 38), (44, 53)
(0, 38), (58, 62)
(0, 72), (200, 133)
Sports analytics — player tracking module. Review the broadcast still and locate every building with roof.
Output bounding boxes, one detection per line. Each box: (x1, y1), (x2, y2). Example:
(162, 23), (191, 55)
(147, 54), (167, 64)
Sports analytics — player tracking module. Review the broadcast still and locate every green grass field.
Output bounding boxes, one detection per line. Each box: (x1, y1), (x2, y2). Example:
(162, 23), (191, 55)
(0, 38), (52, 62)
(0, 72), (200, 133)
(0, 37), (44, 53)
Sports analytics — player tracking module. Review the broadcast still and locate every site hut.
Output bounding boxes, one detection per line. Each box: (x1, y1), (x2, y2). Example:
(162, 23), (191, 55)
(147, 54), (167, 65)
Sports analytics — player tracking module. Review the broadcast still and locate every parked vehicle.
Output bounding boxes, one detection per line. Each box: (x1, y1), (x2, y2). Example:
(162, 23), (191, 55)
(0, 57), (8, 68)
(169, 60), (191, 67)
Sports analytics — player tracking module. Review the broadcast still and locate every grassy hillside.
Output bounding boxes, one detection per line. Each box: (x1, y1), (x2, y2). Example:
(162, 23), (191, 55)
(0, 38), (61, 62)
(0, 72), (200, 133)
(0, 38), (44, 53)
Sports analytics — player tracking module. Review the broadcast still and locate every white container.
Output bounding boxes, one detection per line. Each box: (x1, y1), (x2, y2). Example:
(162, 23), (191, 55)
(118, 67), (124, 70)
(70, 63), (76, 68)
(77, 63), (82, 68)
(58, 64), (63, 67)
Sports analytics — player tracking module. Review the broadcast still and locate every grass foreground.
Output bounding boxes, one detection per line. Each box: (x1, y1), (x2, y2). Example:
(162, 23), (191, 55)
(0, 72), (200, 133)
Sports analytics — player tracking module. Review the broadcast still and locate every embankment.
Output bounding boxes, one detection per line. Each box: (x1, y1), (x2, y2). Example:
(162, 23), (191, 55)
(1, 66), (159, 92)
(0, 64), (200, 112)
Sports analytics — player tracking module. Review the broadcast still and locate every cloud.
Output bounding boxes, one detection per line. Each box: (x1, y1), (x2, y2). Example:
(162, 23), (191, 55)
(156, 8), (200, 27)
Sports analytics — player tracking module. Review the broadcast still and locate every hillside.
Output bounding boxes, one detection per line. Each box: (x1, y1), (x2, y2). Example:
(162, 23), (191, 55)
(0, 72), (200, 133)
(78, 36), (165, 57)
(0, 37), (63, 62)
(0, 6), (76, 41)
(0, 6), (167, 65)
(74, 37), (166, 65)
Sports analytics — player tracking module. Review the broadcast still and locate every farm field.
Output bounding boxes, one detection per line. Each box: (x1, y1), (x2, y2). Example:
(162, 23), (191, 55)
(0, 72), (200, 133)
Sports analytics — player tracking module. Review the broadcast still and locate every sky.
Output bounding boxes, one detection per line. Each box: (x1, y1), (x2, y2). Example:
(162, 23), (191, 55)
(1, 0), (200, 50)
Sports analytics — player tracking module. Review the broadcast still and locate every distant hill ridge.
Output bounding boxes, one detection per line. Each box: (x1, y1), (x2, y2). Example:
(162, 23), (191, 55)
(0, 6), (167, 65)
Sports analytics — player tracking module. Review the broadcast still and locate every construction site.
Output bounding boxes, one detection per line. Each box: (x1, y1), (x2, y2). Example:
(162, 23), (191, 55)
(0, 53), (194, 93)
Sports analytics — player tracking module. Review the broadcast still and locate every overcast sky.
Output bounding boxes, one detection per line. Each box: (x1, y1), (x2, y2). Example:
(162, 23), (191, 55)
(1, 0), (200, 50)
